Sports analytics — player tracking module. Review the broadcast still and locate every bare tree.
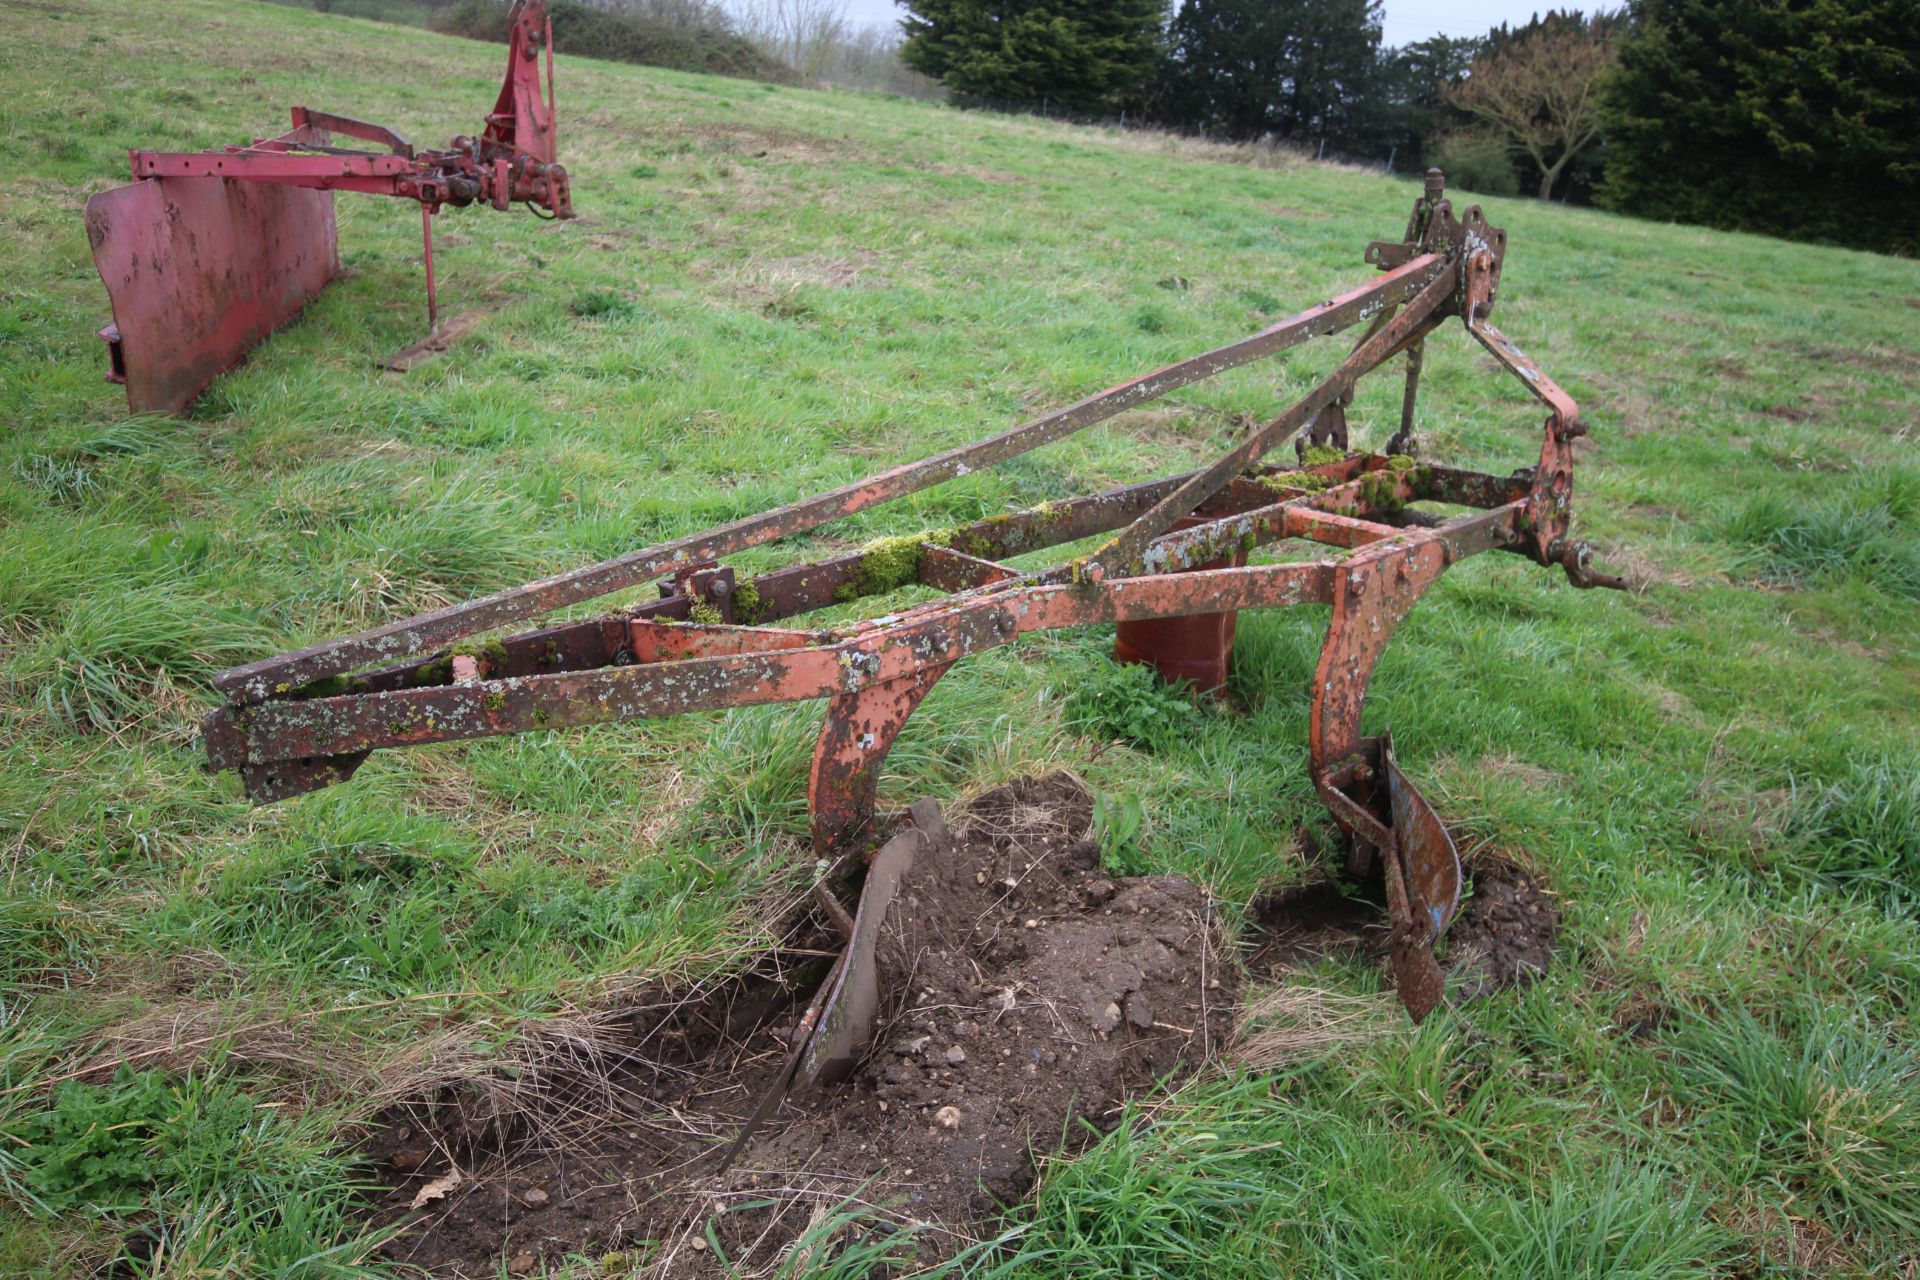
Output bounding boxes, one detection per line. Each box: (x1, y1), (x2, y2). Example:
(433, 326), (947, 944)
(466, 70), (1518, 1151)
(1448, 23), (1615, 200)
(597, 0), (735, 25)
(823, 22), (944, 97)
(733, 0), (851, 82)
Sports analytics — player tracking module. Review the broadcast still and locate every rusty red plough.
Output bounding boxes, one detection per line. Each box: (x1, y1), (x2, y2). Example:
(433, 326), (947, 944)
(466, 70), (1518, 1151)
(202, 172), (1621, 1112)
(86, 0), (572, 415)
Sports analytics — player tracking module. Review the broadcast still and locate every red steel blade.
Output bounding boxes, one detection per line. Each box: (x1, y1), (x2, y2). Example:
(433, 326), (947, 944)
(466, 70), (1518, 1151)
(85, 145), (339, 414)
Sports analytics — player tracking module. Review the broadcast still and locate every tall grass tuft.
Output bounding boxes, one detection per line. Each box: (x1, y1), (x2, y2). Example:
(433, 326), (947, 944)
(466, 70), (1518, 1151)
(1786, 755), (1920, 911)
(980, 1100), (1290, 1279)
(1669, 1003), (1920, 1243)
(298, 473), (550, 619)
(1458, 1161), (1723, 1279)
(1716, 466), (1920, 599)
(4, 588), (276, 731)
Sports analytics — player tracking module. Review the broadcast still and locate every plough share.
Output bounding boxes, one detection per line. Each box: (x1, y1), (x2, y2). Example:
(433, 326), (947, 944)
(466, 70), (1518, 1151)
(202, 172), (1622, 1114)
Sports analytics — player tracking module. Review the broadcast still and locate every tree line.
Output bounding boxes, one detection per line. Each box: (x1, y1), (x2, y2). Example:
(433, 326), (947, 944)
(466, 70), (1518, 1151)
(900, 0), (1919, 254)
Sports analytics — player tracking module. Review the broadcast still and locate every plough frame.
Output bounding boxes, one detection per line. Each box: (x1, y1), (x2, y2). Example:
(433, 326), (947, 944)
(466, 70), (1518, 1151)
(201, 170), (1622, 1026)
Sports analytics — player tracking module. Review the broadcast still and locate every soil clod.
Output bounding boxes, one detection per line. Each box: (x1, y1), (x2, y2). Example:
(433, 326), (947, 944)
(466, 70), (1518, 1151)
(1444, 856), (1560, 999)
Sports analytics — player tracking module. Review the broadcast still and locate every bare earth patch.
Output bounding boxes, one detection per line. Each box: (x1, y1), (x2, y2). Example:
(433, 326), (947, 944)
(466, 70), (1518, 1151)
(363, 775), (1235, 1275)
(1245, 850), (1561, 1005)
(358, 784), (1559, 1276)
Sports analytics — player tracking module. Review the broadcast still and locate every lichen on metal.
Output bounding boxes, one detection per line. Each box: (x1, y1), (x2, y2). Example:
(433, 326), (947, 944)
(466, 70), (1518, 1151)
(200, 170), (1623, 1022)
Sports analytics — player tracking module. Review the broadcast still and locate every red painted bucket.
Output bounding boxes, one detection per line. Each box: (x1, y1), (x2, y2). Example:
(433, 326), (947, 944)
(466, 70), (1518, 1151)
(1113, 517), (1246, 694)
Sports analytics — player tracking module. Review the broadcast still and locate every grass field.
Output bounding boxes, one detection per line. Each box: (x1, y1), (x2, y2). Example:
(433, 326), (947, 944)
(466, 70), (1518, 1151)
(3, 0), (1919, 1274)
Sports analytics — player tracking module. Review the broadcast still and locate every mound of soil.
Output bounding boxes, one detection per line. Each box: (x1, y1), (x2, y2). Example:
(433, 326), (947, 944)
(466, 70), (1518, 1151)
(366, 775), (1234, 1275)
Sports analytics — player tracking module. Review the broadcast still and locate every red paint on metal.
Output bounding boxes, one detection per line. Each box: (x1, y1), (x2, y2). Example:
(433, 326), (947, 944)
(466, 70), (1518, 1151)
(1309, 536), (1455, 784)
(485, 3), (559, 164)
(422, 207), (439, 330)
(810, 664), (953, 857)
(84, 137), (340, 416)
(88, 0), (570, 414)
(1114, 516), (1248, 694)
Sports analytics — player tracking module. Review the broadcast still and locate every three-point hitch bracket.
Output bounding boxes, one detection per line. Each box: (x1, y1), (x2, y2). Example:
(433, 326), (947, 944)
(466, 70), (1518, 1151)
(200, 171), (1623, 1112)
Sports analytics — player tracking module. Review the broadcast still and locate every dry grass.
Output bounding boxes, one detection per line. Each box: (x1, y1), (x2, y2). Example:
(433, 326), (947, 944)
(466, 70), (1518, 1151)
(1474, 752), (1568, 790)
(1716, 1190), (1870, 1277)
(1230, 981), (1401, 1072)
(358, 880), (827, 1165)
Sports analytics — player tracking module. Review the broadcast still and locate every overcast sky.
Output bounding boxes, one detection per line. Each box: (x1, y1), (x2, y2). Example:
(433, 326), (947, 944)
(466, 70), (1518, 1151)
(826, 0), (1558, 48)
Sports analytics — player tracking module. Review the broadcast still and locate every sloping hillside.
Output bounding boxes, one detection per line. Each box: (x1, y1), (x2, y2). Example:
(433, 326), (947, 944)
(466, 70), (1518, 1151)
(2, 1), (1918, 1275)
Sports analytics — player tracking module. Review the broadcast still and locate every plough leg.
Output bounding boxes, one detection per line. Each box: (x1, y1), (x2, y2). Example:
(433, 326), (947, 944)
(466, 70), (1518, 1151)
(1309, 539), (1464, 1021)
(1386, 339), (1425, 456)
(718, 803), (947, 1172)
(808, 662), (952, 860)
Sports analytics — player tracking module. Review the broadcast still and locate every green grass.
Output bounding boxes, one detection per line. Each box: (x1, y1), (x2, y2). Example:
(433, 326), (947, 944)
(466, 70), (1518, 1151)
(2, 0), (1918, 1275)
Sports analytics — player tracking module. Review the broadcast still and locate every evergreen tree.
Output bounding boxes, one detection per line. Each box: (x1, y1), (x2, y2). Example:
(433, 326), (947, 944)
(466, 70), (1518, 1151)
(1156, 0), (1385, 150)
(898, 0), (1169, 115)
(1601, 0), (1920, 254)
(1378, 35), (1481, 170)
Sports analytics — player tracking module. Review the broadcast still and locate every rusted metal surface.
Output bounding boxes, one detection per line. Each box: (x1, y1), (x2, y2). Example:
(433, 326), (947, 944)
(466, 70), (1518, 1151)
(810, 665), (954, 857)
(796, 804), (943, 1090)
(1114, 517), (1249, 694)
(1385, 734), (1461, 1020)
(202, 171), (1623, 1022)
(719, 801), (943, 1167)
(1386, 737), (1462, 941)
(89, 0), (571, 414)
(1090, 263), (1455, 576)
(86, 126), (341, 416)
(213, 253), (1448, 702)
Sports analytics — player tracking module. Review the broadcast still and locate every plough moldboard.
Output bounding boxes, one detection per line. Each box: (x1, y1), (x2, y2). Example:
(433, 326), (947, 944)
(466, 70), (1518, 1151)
(86, 0), (572, 415)
(201, 172), (1622, 1118)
